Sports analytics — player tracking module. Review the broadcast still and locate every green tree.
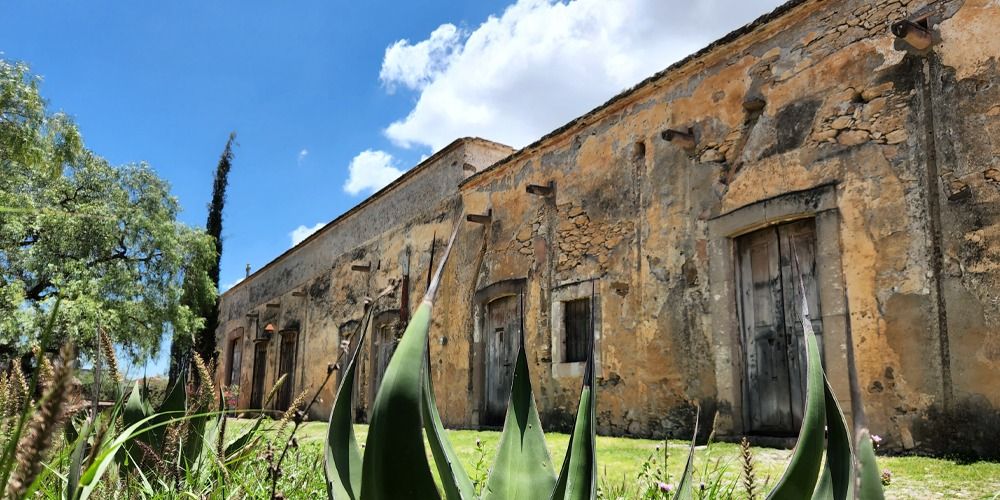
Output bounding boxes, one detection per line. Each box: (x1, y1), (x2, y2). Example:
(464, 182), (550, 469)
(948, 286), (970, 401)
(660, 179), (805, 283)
(0, 59), (216, 361)
(169, 131), (236, 383)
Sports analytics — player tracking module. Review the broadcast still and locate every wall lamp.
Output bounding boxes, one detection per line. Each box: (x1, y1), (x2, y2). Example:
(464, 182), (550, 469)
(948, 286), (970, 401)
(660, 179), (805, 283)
(466, 209), (493, 224)
(891, 15), (934, 51)
(661, 127), (696, 151)
(526, 181), (555, 197)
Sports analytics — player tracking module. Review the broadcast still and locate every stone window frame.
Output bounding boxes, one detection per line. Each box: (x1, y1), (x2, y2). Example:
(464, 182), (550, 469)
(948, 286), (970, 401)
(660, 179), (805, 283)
(707, 183), (851, 436)
(550, 278), (602, 379)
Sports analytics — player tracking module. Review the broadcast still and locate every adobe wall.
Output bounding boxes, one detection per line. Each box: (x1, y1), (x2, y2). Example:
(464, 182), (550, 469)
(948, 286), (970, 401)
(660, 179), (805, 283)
(216, 0), (999, 456)
(215, 138), (513, 417)
(435, 0), (998, 455)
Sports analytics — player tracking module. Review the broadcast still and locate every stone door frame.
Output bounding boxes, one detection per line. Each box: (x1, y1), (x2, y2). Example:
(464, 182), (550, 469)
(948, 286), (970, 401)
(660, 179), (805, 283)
(707, 183), (852, 437)
(471, 278), (526, 427)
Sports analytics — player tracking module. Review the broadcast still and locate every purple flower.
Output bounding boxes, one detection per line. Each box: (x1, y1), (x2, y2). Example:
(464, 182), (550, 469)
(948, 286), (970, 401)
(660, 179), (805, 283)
(658, 482), (673, 493)
(871, 434), (883, 449)
(880, 468), (892, 486)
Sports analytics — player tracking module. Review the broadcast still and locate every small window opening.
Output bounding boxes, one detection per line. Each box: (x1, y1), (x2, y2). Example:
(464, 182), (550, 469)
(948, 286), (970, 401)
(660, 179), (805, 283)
(563, 298), (591, 363)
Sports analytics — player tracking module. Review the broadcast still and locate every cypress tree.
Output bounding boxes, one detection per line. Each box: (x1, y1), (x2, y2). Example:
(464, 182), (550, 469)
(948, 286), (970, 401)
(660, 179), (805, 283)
(169, 132), (236, 384)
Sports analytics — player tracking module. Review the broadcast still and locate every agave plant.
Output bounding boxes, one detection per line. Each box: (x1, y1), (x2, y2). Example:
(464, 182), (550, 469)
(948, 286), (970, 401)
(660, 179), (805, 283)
(317, 219), (886, 500)
(324, 222), (671, 500)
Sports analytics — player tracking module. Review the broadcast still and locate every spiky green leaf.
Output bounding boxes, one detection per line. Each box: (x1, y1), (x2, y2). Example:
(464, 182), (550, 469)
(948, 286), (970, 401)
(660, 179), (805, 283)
(359, 223), (461, 499)
(673, 406), (700, 500)
(422, 355), (477, 500)
(813, 376), (853, 500)
(482, 339), (557, 499)
(766, 298), (826, 499)
(325, 323), (366, 499)
(550, 385), (595, 500)
(359, 300), (440, 499)
(855, 430), (885, 500)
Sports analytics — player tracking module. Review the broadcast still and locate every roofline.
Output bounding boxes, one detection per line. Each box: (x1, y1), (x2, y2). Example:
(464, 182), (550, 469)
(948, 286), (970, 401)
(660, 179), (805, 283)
(222, 136), (511, 297)
(460, 0), (809, 189)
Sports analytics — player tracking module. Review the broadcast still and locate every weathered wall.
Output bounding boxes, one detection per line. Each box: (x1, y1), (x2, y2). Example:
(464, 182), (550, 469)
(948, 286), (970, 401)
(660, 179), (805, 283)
(438, 0), (999, 454)
(217, 0), (999, 456)
(216, 138), (513, 418)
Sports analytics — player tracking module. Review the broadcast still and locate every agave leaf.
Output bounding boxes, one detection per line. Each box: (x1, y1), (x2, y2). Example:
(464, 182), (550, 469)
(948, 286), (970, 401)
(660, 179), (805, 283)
(673, 405), (701, 500)
(812, 376), (853, 500)
(120, 380), (148, 466)
(225, 414), (265, 462)
(123, 380), (147, 426)
(65, 416), (93, 499)
(482, 330), (556, 499)
(325, 313), (370, 499)
(551, 301), (597, 500)
(143, 379), (186, 450)
(422, 354), (477, 500)
(549, 385), (596, 500)
(766, 288), (826, 500)
(359, 298), (439, 498)
(77, 412), (168, 500)
(360, 223), (461, 499)
(855, 430), (885, 500)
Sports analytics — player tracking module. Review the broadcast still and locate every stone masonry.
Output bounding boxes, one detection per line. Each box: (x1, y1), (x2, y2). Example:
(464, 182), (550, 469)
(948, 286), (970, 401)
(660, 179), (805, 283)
(216, 0), (1000, 457)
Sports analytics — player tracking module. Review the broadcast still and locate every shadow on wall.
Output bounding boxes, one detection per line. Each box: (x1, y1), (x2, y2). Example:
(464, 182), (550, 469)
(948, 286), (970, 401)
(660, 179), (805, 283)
(914, 395), (1000, 461)
(546, 398), (718, 445)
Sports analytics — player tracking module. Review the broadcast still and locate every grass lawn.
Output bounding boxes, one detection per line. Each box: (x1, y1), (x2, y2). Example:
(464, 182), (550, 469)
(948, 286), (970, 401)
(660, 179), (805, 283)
(257, 420), (1000, 499)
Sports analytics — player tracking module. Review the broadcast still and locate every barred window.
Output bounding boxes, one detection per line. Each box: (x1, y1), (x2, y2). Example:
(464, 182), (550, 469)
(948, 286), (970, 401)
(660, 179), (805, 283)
(563, 298), (591, 363)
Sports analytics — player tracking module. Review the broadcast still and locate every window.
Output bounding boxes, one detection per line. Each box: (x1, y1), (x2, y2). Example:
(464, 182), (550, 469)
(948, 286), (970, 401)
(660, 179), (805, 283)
(550, 280), (601, 378)
(563, 298), (591, 363)
(227, 338), (242, 385)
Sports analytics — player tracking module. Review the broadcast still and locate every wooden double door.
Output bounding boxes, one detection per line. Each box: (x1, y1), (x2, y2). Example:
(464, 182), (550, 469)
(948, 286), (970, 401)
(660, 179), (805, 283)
(736, 219), (824, 436)
(370, 313), (400, 402)
(482, 295), (521, 426)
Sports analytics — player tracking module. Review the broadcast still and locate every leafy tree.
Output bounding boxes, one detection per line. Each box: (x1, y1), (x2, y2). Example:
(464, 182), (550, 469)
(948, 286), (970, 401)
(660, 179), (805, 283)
(0, 59), (216, 361)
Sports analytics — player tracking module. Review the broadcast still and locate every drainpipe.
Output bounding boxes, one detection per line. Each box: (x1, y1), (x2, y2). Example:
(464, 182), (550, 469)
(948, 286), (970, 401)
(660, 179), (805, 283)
(915, 53), (953, 410)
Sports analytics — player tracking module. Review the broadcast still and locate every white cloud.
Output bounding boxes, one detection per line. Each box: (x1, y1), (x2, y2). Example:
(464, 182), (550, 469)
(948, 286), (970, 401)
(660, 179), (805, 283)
(297, 149), (309, 166)
(380, 24), (463, 93)
(221, 277), (244, 292)
(289, 222), (326, 246)
(379, 0), (786, 151)
(342, 149), (404, 195)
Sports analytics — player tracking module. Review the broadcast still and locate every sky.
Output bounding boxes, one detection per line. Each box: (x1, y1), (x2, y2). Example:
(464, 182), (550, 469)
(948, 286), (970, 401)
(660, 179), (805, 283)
(1, 0), (784, 374)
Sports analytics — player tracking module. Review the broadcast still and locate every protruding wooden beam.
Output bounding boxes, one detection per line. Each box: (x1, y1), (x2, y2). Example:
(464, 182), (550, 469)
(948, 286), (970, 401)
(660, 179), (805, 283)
(466, 209), (493, 224)
(661, 127), (696, 151)
(526, 181), (555, 197)
(351, 263), (371, 272)
(891, 15), (934, 51)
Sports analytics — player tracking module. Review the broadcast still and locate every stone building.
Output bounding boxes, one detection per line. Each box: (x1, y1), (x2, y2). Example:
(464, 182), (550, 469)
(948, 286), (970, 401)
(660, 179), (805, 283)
(216, 0), (1000, 455)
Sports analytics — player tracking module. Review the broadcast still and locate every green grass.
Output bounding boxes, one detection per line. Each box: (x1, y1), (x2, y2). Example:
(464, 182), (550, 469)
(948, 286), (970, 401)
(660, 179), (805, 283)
(253, 420), (1000, 499)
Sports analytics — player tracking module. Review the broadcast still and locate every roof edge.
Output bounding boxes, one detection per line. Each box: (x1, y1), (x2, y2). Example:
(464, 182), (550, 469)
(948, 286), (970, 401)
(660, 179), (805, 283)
(459, 0), (810, 188)
(222, 136), (509, 297)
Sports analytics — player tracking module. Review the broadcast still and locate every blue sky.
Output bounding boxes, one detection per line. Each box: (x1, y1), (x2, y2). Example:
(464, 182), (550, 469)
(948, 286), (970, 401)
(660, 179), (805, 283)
(1, 0), (782, 374)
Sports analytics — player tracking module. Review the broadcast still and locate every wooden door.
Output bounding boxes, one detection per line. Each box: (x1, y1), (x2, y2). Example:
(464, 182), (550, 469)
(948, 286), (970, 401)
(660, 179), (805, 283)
(227, 338), (242, 386)
(249, 342), (267, 409)
(736, 219), (822, 435)
(277, 332), (297, 411)
(483, 295), (521, 426)
(370, 315), (399, 400)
